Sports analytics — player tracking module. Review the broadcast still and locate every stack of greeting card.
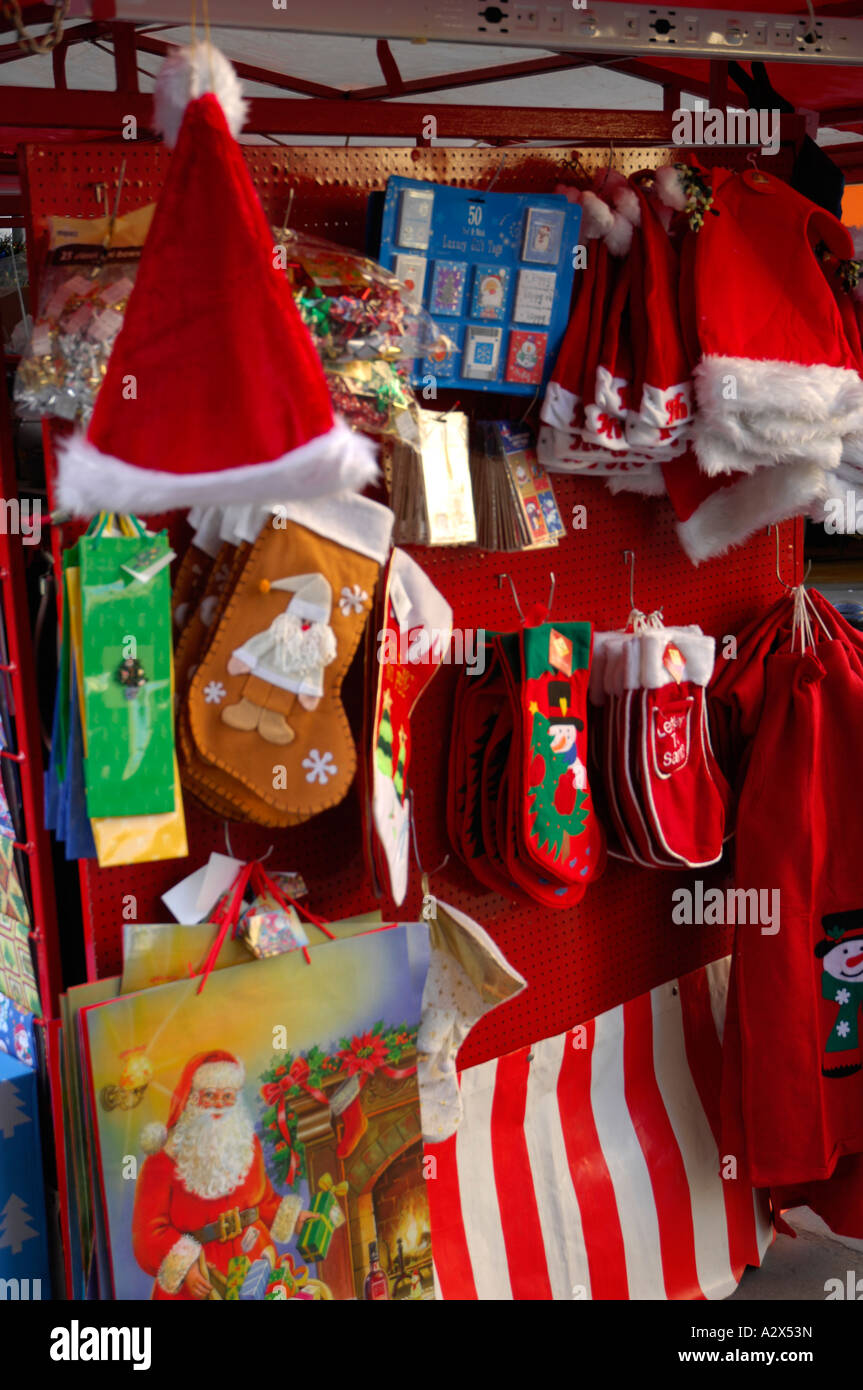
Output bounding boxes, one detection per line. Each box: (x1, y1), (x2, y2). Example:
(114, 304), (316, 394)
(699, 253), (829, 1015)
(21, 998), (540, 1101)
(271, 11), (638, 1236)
(470, 421), (566, 552)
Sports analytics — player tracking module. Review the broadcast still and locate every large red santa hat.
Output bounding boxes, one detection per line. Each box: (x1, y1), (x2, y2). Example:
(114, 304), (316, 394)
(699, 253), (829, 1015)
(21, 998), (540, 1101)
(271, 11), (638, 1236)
(140, 1049), (245, 1156)
(56, 42), (377, 518)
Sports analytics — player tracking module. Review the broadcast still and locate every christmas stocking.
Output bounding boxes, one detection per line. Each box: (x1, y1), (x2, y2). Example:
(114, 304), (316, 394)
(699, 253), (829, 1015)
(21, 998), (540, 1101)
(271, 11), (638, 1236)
(635, 629), (728, 867)
(450, 639), (527, 900)
(174, 542), (246, 701)
(418, 896), (526, 1143)
(188, 494), (393, 825)
(369, 548), (452, 906)
(512, 622), (606, 889)
(495, 631), (593, 906)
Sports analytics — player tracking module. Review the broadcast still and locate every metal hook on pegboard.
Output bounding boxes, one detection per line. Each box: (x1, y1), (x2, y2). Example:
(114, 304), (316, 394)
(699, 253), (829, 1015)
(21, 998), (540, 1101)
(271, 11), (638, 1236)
(768, 524), (810, 589)
(623, 549), (637, 611)
(409, 799), (449, 889)
(498, 572), (525, 624)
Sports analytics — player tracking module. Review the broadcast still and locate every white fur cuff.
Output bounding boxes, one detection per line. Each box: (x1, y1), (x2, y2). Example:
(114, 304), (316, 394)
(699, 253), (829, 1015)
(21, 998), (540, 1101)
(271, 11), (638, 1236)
(157, 1233), (202, 1295)
(270, 1193), (303, 1245)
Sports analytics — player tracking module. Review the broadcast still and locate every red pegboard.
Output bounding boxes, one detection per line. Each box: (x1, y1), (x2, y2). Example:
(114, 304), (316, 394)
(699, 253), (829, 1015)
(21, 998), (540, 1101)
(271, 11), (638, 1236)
(20, 137), (801, 1070)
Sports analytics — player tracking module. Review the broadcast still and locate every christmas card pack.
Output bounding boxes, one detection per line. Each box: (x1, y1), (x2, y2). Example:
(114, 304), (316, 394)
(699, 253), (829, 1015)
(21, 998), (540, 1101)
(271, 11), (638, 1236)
(80, 924), (434, 1300)
(470, 421), (564, 552)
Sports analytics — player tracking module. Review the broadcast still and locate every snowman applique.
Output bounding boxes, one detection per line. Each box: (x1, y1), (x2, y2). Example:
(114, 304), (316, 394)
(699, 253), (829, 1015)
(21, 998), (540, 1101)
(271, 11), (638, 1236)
(816, 909), (863, 1078)
(546, 679), (587, 817)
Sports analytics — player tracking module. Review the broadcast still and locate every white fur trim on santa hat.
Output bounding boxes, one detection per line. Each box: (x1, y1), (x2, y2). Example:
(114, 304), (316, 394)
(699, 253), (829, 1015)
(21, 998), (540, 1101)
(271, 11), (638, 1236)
(578, 190), (615, 241)
(55, 415), (379, 519)
(268, 490), (394, 564)
(270, 1193), (303, 1245)
(613, 184), (642, 228)
(192, 1059), (245, 1091)
(694, 424), (842, 479)
(157, 1234), (202, 1295)
(693, 355), (863, 470)
(654, 165), (688, 212)
(540, 380), (580, 432)
(141, 1122), (169, 1155)
(676, 459), (827, 565)
(604, 210), (635, 257)
(154, 42), (248, 148)
(605, 466), (667, 496)
(840, 432), (863, 469)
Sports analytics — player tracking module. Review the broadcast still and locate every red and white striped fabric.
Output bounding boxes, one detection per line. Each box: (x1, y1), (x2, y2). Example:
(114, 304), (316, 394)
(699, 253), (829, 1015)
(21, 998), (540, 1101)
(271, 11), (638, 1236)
(426, 956), (772, 1300)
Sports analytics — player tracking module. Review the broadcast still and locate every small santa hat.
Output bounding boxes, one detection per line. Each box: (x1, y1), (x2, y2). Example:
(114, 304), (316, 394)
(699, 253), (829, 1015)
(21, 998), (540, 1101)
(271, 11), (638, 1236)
(262, 571), (332, 623)
(140, 1049), (245, 1155)
(56, 42), (377, 518)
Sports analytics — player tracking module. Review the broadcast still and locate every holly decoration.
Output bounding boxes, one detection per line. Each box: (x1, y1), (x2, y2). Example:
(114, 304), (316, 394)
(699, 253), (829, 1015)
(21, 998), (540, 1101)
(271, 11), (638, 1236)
(259, 1021), (417, 1187)
(527, 707), (588, 861)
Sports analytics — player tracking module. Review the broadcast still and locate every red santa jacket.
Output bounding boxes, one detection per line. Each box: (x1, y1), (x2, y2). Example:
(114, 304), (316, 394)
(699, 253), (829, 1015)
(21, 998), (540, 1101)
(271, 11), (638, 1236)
(131, 1135), (290, 1300)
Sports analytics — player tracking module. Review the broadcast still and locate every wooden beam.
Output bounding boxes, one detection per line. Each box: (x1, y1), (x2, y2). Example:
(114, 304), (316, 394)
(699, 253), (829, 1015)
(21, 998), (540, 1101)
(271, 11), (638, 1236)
(0, 88), (808, 145)
(375, 39), (404, 96)
(112, 21), (139, 94)
(134, 33), (345, 101)
(609, 58), (710, 102)
(0, 89), (668, 140)
(0, 18), (108, 64)
(346, 50), (602, 101)
(708, 59), (730, 110)
(662, 83), (682, 113)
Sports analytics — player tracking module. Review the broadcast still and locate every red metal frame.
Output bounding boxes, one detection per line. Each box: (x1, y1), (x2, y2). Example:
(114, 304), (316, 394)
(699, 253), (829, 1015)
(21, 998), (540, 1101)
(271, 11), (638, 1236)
(0, 344), (62, 1018)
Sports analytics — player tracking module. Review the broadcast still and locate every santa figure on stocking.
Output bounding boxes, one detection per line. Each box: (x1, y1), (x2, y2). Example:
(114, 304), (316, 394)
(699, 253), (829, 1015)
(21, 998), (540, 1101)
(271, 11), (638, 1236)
(132, 1050), (320, 1299)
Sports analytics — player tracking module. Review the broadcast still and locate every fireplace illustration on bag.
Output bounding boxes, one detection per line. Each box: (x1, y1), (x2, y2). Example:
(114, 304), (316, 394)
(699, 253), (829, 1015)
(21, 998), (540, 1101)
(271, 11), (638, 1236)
(276, 1050), (434, 1299)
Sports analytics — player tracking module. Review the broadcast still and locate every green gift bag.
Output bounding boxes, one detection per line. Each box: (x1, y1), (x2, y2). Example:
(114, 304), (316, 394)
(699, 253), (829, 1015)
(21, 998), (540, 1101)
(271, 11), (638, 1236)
(78, 514), (176, 819)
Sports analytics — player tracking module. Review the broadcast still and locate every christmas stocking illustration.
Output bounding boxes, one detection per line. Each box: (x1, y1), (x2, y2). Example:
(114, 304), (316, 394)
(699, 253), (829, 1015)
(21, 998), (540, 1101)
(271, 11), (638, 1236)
(371, 549), (453, 906)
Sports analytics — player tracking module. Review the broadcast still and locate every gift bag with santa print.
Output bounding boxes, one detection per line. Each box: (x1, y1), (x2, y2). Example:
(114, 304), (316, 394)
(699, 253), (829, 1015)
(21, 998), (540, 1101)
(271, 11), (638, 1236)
(367, 548), (453, 906)
(80, 922), (434, 1300)
(186, 493), (393, 827)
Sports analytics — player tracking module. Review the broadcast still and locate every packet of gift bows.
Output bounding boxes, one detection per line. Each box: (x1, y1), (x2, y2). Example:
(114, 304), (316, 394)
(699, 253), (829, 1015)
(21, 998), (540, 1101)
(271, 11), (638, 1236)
(14, 203), (155, 423)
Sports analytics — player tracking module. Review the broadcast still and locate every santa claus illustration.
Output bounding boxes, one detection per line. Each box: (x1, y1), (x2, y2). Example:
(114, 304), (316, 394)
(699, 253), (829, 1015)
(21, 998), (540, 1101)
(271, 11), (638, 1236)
(221, 572), (337, 746)
(132, 1050), (319, 1300)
